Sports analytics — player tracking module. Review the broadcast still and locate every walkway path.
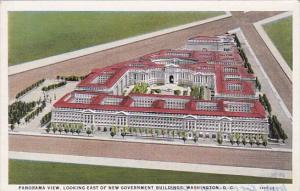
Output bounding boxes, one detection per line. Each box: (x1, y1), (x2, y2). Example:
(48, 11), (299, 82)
(9, 151), (292, 179)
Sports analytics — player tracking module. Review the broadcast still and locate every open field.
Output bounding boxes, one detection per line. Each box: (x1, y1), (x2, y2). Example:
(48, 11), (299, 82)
(8, 11), (223, 65)
(263, 16), (292, 69)
(9, 160), (292, 184)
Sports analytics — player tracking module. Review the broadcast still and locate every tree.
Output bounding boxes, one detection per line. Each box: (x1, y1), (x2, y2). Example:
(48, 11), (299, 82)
(52, 127), (57, 134)
(256, 138), (261, 146)
(58, 127), (63, 135)
(150, 128), (154, 137)
(229, 134), (234, 145)
(235, 133), (241, 146)
(45, 128), (50, 133)
(10, 124), (15, 132)
(76, 128), (81, 135)
(64, 127), (70, 134)
(217, 132), (223, 145)
(171, 130), (176, 138)
(86, 128), (92, 136)
(199, 86), (204, 99)
(103, 127), (107, 132)
(139, 128), (144, 136)
(281, 132), (288, 143)
(181, 131), (187, 143)
(249, 136), (255, 147)
(70, 128), (75, 135)
(155, 129), (161, 137)
(146, 128), (151, 136)
(129, 127), (133, 134)
(110, 131), (116, 138)
(121, 131), (126, 139)
(133, 127), (138, 135)
(242, 136), (247, 146)
(193, 134), (199, 143)
(262, 135), (268, 147)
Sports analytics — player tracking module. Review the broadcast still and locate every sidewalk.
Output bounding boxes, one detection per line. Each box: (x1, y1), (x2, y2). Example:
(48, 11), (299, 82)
(9, 151), (292, 179)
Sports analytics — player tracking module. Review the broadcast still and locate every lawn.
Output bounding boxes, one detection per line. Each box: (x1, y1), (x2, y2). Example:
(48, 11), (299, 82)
(263, 16), (293, 69)
(9, 160), (292, 184)
(9, 11), (224, 66)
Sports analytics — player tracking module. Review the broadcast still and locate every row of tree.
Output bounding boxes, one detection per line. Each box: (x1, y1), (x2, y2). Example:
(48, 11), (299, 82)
(227, 133), (268, 147)
(259, 94), (272, 113)
(239, 49), (248, 63)
(244, 60), (254, 74)
(56, 75), (86, 81)
(9, 101), (36, 126)
(233, 33), (241, 48)
(255, 77), (262, 91)
(268, 116), (288, 142)
(110, 126), (191, 143)
(42, 81), (67, 91)
(24, 100), (46, 123)
(40, 112), (52, 126)
(46, 123), (89, 135)
(235, 38), (253, 74)
(16, 79), (45, 99)
(191, 86), (204, 99)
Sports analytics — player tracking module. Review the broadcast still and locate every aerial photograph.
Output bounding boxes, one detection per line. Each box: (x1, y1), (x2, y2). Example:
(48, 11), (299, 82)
(5, 9), (293, 188)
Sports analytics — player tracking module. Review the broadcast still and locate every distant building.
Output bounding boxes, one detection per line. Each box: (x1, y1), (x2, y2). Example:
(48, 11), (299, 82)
(52, 34), (268, 141)
(186, 34), (237, 51)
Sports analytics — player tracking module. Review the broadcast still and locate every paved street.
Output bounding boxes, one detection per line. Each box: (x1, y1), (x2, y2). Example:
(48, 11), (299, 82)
(9, 134), (292, 170)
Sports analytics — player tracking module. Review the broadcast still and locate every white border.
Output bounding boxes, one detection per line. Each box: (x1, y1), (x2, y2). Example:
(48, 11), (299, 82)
(254, 12), (293, 81)
(0, 1), (299, 191)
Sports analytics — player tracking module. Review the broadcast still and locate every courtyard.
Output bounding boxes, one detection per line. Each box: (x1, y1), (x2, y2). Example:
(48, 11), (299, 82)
(124, 82), (211, 99)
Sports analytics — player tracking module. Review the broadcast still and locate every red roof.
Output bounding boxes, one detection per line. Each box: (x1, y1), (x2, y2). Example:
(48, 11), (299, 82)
(54, 91), (266, 118)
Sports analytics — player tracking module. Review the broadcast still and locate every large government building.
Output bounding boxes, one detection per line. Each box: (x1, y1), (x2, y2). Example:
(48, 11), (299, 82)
(52, 34), (269, 141)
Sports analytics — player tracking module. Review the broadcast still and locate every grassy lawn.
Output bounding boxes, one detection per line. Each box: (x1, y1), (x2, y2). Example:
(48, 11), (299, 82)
(9, 11), (223, 66)
(263, 16), (292, 69)
(9, 160), (292, 184)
